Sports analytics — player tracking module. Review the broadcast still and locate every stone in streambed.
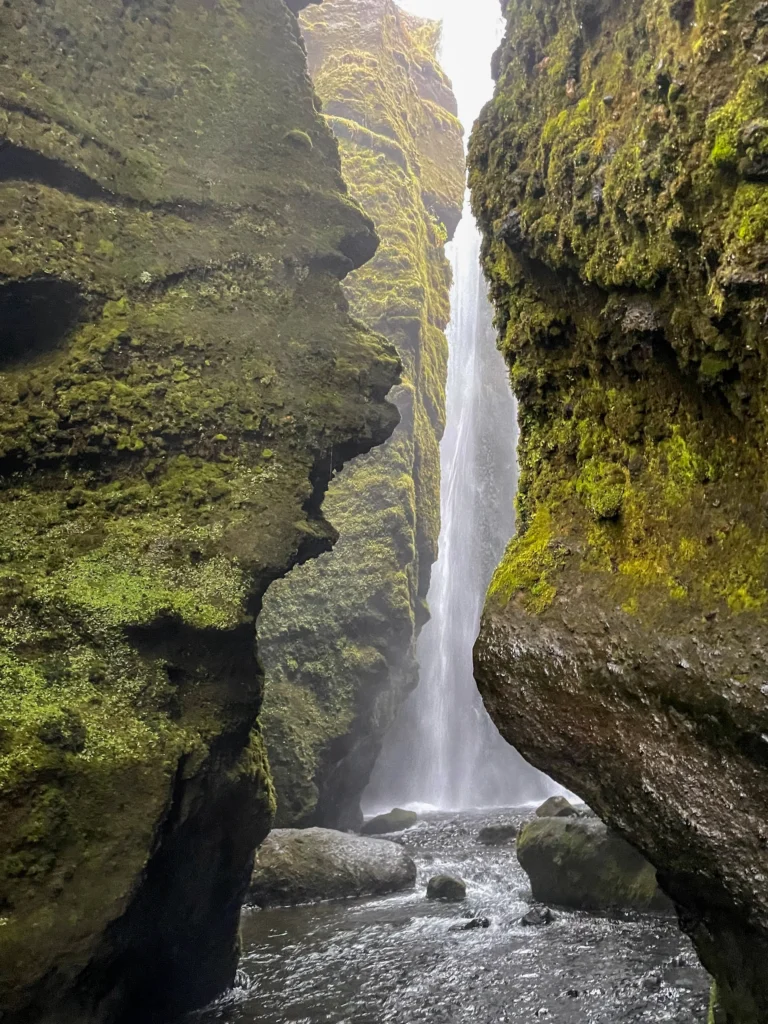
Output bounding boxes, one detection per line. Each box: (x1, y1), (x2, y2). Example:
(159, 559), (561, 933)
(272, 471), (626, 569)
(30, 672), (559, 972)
(521, 905), (555, 926)
(477, 822), (518, 845)
(361, 808), (418, 835)
(426, 874), (466, 902)
(249, 828), (416, 907)
(517, 818), (672, 914)
(535, 796), (578, 818)
(450, 916), (490, 931)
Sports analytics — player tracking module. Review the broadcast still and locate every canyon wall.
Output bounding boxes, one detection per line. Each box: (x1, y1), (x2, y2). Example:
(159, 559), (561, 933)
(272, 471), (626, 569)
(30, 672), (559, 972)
(469, 1), (768, 1020)
(259, 0), (464, 829)
(0, 0), (399, 1019)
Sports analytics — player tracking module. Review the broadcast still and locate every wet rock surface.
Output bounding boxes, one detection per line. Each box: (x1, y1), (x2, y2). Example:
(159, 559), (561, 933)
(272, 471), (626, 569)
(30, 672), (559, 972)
(521, 905), (556, 927)
(362, 808), (419, 836)
(249, 828), (417, 907)
(195, 809), (709, 1024)
(535, 796), (578, 818)
(426, 874), (467, 902)
(517, 818), (672, 915)
(477, 822), (518, 845)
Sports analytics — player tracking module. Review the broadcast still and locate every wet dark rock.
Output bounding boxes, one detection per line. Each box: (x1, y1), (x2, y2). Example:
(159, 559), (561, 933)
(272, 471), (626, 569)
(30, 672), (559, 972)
(621, 301), (661, 334)
(497, 208), (524, 250)
(450, 916), (491, 931)
(517, 818), (672, 915)
(535, 795), (577, 818)
(477, 822), (518, 845)
(669, 0), (694, 22)
(426, 874), (467, 902)
(361, 808), (418, 836)
(249, 828), (417, 907)
(521, 905), (555, 926)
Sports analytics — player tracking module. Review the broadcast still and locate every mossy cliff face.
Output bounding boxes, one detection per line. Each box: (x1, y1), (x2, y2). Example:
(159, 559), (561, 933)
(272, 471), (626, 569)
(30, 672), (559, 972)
(0, 1), (399, 1019)
(258, 0), (463, 829)
(469, 0), (768, 1020)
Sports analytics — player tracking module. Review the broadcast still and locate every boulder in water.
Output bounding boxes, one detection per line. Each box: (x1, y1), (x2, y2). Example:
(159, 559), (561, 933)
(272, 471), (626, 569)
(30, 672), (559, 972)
(535, 796), (578, 818)
(249, 828), (417, 907)
(450, 915), (490, 931)
(361, 808), (418, 835)
(477, 822), (518, 845)
(426, 874), (466, 902)
(517, 818), (672, 914)
(521, 905), (555, 926)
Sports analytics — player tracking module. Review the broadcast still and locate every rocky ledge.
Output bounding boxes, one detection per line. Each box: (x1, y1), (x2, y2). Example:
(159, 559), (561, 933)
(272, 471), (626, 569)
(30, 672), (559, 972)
(0, 1), (398, 1020)
(469, 0), (768, 1020)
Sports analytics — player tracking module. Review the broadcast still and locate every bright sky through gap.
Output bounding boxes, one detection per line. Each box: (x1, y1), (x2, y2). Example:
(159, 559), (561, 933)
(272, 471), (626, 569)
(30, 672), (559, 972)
(396, 0), (504, 134)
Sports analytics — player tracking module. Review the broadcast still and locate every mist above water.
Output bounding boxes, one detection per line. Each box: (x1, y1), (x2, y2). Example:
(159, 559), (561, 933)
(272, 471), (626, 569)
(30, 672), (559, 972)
(363, 0), (554, 812)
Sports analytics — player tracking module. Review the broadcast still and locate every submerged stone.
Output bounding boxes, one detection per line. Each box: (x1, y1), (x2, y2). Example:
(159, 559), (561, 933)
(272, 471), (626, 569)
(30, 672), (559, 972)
(249, 828), (417, 907)
(520, 905), (555, 927)
(450, 916), (491, 932)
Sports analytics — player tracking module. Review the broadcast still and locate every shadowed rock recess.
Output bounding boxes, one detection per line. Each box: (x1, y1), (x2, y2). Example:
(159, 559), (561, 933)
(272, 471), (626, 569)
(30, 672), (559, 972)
(259, 0), (464, 829)
(469, 0), (768, 1021)
(0, 0), (399, 1020)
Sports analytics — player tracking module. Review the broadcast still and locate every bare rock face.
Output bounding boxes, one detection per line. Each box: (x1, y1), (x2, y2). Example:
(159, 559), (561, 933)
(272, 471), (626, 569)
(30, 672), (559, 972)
(0, 1), (399, 1020)
(469, 0), (768, 1020)
(249, 827), (417, 906)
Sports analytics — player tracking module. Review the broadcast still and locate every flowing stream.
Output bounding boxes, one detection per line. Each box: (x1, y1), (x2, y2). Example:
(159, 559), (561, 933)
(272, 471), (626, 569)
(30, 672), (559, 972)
(364, 0), (553, 812)
(194, 809), (708, 1024)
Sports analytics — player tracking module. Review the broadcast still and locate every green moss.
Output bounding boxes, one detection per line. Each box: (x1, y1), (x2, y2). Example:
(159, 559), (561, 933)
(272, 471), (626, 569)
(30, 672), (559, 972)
(488, 507), (564, 612)
(284, 128), (314, 149)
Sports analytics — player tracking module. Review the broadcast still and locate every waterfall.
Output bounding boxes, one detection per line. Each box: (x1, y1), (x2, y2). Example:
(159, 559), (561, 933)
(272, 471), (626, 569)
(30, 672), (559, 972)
(363, 0), (555, 812)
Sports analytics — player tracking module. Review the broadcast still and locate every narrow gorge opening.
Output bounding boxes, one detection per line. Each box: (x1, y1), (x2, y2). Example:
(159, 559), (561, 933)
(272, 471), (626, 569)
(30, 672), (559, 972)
(363, 0), (554, 812)
(2, 0), (763, 1022)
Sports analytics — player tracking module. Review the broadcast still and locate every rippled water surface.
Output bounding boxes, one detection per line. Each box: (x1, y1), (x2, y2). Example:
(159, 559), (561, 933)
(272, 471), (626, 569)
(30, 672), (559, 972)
(195, 810), (709, 1024)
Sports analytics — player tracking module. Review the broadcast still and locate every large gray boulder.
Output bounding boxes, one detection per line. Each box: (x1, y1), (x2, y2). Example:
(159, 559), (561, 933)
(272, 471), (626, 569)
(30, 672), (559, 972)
(249, 828), (417, 907)
(517, 817), (672, 915)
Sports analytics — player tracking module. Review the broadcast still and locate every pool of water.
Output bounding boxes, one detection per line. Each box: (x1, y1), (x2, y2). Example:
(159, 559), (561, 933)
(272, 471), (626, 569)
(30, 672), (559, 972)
(193, 809), (709, 1024)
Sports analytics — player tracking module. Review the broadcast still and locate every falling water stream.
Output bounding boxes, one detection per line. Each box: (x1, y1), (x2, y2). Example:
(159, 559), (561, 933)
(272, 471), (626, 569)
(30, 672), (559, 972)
(365, 0), (553, 812)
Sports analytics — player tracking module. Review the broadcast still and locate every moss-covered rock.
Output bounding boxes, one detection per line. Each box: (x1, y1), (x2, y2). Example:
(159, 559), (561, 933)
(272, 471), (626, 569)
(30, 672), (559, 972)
(361, 807), (418, 835)
(517, 817), (672, 914)
(469, 0), (768, 1020)
(0, 1), (399, 1019)
(259, 0), (464, 830)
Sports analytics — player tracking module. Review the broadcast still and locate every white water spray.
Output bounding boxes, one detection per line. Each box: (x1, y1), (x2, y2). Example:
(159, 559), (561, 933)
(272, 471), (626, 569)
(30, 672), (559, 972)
(364, 0), (554, 811)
